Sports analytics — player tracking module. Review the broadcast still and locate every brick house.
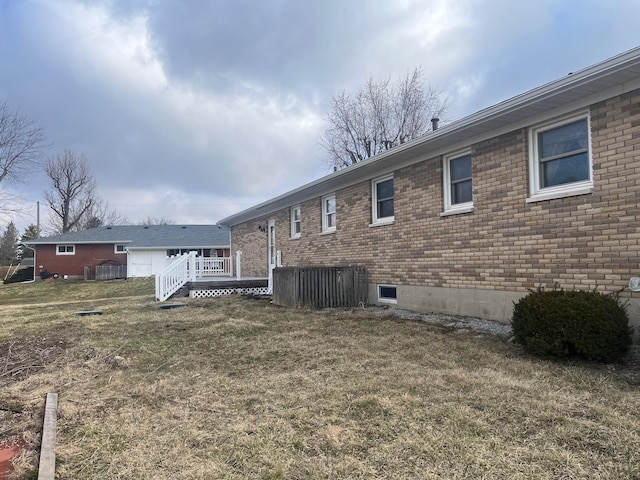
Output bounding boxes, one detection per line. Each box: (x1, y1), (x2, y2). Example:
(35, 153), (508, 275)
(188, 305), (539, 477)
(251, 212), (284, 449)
(219, 48), (640, 339)
(24, 224), (230, 280)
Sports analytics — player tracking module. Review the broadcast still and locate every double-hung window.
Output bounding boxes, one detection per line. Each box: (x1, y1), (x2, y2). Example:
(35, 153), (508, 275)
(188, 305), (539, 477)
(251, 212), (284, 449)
(56, 245), (75, 255)
(290, 206), (301, 238)
(371, 175), (394, 225)
(528, 112), (592, 202)
(442, 151), (473, 215)
(322, 194), (336, 233)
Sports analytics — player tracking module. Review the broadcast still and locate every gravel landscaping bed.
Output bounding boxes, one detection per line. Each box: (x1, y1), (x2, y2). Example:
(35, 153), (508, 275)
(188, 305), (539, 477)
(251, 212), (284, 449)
(361, 305), (640, 367)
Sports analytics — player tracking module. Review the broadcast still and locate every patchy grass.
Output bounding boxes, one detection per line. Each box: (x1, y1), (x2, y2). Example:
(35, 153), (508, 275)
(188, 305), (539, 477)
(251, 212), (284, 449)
(0, 277), (154, 306)
(1, 280), (639, 479)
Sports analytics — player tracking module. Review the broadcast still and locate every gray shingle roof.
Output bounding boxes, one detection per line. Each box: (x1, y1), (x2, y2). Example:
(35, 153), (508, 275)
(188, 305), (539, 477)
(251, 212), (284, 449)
(24, 225), (230, 249)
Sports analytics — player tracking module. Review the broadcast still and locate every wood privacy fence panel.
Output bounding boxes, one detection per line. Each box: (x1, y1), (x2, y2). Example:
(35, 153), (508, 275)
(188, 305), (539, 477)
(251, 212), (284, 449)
(96, 265), (127, 280)
(84, 265), (127, 280)
(273, 266), (367, 309)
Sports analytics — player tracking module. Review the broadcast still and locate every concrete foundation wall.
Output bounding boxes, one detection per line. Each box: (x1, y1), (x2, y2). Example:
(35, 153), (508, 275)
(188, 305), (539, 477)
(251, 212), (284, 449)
(368, 283), (640, 342)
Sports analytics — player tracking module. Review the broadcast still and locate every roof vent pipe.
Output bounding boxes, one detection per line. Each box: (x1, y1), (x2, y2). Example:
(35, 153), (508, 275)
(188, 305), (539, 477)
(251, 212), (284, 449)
(431, 117), (439, 131)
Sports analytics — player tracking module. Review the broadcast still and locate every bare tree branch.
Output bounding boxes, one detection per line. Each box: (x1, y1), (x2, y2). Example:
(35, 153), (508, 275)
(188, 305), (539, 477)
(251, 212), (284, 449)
(79, 198), (129, 230)
(0, 102), (46, 185)
(44, 150), (97, 234)
(321, 67), (447, 170)
(0, 103), (46, 219)
(139, 216), (175, 225)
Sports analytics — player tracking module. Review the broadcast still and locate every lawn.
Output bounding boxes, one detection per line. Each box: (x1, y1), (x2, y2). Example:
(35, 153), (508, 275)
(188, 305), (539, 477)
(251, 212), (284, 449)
(0, 279), (639, 479)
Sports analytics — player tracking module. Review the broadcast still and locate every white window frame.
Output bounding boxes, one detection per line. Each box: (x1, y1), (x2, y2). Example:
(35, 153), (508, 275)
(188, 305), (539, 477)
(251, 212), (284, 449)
(290, 205), (301, 239)
(377, 284), (397, 304)
(527, 111), (593, 203)
(371, 174), (395, 226)
(442, 149), (473, 216)
(321, 194), (336, 234)
(114, 244), (127, 254)
(56, 244), (75, 255)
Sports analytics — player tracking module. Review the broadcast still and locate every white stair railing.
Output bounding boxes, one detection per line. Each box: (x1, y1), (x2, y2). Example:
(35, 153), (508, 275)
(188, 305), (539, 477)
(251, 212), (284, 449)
(155, 251), (197, 301)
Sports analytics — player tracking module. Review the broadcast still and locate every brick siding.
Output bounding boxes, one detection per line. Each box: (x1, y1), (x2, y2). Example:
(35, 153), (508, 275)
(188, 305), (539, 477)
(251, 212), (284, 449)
(35, 244), (127, 278)
(231, 89), (640, 300)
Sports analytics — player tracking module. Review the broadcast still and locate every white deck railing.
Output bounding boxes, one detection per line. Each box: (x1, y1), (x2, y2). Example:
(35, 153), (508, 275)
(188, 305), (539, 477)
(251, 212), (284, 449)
(155, 251), (197, 301)
(156, 253), (239, 301)
(195, 256), (232, 277)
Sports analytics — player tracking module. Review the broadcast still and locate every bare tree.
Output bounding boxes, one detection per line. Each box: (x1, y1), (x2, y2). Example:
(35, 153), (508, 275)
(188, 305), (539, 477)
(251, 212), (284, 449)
(0, 103), (46, 218)
(79, 198), (129, 230)
(139, 216), (175, 225)
(321, 67), (447, 170)
(44, 150), (97, 233)
(0, 190), (26, 222)
(0, 102), (46, 185)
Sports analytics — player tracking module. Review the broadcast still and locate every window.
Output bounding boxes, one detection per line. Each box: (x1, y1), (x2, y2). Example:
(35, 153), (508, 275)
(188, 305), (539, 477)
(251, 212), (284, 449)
(322, 194), (336, 233)
(442, 151), (473, 215)
(56, 245), (75, 255)
(167, 248), (201, 257)
(114, 244), (127, 254)
(371, 175), (394, 225)
(528, 113), (592, 202)
(290, 206), (301, 238)
(378, 284), (397, 304)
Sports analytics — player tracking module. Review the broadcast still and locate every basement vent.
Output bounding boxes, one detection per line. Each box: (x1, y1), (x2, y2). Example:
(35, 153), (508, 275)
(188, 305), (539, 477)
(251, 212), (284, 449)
(378, 284), (397, 304)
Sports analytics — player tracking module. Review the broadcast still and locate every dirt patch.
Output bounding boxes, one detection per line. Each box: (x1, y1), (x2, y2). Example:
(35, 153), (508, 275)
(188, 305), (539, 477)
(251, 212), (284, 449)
(0, 438), (26, 479)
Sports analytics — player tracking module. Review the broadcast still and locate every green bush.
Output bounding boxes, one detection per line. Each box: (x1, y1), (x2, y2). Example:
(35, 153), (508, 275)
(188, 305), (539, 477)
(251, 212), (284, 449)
(512, 289), (633, 363)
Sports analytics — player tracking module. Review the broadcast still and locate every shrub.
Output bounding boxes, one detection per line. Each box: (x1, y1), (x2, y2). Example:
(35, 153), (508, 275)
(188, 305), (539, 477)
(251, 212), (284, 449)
(512, 289), (633, 363)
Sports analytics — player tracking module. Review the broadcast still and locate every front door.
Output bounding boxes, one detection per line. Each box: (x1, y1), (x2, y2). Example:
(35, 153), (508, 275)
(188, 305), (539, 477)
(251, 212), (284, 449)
(267, 220), (276, 293)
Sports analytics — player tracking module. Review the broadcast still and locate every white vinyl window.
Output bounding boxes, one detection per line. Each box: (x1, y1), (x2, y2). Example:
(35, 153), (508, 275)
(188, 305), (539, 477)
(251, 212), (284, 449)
(56, 244), (75, 255)
(442, 150), (473, 216)
(321, 194), (336, 233)
(290, 206), (301, 239)
(114, 244), (127, 254)
(371, 175), (394, 225)
(527, 112), (592, 202)
(378, 284), (397, 304)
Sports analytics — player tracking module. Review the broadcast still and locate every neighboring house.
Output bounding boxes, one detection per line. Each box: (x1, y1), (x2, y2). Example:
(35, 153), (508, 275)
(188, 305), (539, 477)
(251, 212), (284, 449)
(24, 225), (231, 279)
(219, 47), (640, 338)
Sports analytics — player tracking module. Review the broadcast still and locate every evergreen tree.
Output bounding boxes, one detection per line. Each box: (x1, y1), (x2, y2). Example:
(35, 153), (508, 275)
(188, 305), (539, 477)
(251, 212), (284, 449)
(0, 221), (19, 265)
(18, 223), (38, 259)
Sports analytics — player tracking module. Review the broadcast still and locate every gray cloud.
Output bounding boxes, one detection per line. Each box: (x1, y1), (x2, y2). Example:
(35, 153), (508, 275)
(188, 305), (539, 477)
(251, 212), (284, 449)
(1, 0), (639, 232)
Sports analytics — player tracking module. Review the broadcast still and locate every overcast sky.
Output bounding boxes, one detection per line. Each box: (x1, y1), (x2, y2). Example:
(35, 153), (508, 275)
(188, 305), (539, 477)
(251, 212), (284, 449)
(1, 0), (639, 233)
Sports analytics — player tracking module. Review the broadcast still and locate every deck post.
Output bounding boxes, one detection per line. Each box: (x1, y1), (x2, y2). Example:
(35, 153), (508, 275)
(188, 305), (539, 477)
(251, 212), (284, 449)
(189, 251), (197, 281)
(236, 250), (242, 280)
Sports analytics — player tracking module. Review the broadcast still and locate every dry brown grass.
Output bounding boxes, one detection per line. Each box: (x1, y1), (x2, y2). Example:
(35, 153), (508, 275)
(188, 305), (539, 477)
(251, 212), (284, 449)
(1, 280), (639, 479)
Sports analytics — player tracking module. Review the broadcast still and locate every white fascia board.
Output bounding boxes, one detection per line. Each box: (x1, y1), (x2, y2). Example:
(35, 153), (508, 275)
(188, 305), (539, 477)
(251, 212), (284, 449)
(25, 239), (133, 245)
(218, 47), (640, 227)
(128, 245), (230, 250)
